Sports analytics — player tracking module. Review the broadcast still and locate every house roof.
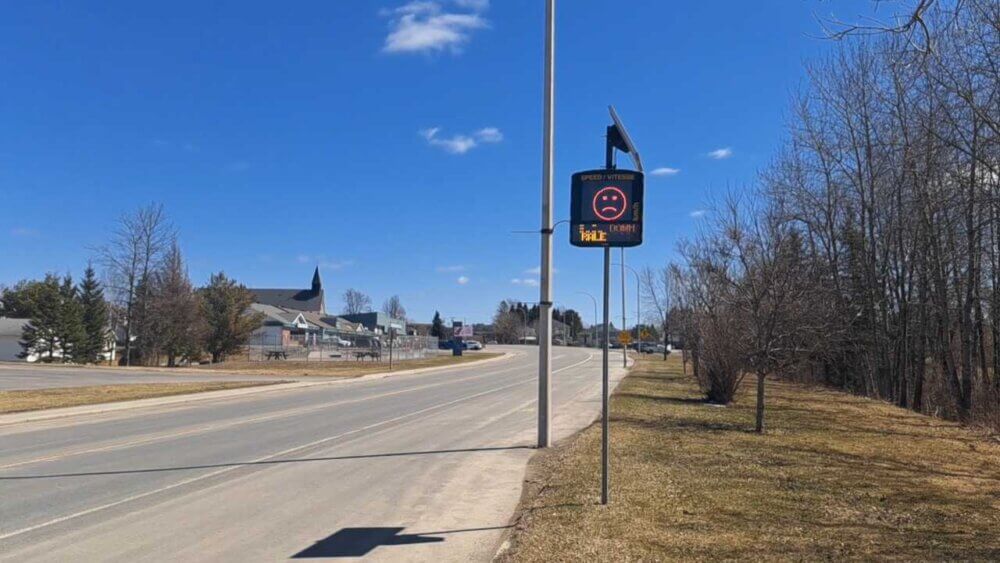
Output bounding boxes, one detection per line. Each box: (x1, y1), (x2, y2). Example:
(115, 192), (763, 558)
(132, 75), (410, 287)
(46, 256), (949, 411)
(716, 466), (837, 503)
(249, 288), (324, 313)
(249, 303), (307, 326)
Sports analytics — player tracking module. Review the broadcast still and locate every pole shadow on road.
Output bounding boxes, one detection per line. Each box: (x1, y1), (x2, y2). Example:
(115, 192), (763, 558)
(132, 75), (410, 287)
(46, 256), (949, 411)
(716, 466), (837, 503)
(292, 526), (510, 558)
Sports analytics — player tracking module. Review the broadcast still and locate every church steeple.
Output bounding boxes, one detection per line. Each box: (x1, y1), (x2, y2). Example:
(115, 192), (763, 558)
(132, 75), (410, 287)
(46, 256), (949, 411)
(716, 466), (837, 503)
(311, 266), (322, 293)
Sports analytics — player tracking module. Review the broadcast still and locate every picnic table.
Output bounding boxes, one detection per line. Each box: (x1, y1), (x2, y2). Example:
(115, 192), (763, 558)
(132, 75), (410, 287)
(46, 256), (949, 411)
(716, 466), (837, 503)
(265, 351), (288, 360)
(353, 350), (381, 362)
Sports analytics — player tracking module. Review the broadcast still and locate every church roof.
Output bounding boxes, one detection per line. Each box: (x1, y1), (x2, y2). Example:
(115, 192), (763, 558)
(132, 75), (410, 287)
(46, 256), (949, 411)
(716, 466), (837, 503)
(249, 288), (324, 313)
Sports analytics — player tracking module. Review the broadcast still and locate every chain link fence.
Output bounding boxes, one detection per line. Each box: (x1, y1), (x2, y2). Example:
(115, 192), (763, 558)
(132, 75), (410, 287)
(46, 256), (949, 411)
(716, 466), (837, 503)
(244, 332), (439, 363)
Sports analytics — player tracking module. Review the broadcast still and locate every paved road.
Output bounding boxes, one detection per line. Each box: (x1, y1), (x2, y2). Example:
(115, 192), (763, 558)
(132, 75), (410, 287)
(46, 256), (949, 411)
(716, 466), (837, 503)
(0, 346), (627, 562)
(0, 364), (293, 391)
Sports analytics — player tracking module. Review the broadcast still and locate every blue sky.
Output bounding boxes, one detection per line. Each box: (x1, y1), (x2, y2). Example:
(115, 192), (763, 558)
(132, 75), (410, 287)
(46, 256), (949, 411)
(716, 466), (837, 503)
(0, 0), (881, 324)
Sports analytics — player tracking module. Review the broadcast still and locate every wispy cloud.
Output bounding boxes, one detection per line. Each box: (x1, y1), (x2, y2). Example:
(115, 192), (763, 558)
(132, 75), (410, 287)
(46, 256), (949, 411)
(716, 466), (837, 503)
(689, 209), (707, 218)
(511, 278), (540, 287)
(420, 126), (503, 154)
(650, 167), (680, 176)
(381, 1), (490, 55)
(436, 265), (465, 273)
(320, 259), (354, 270)
(296, 255), (354, 270)
(10, 227), (39, 237)
(225, 160), (251, 173)
(457, 275), (470, 285)
(707, 147), (733, 160)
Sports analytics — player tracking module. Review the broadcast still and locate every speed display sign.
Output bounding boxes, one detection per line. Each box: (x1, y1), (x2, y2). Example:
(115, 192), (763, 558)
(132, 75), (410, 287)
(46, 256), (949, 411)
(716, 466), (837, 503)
(570, 169), (644, 247)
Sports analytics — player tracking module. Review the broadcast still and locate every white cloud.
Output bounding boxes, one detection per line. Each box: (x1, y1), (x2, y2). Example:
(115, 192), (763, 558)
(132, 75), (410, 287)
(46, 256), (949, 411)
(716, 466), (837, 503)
(511, 278), (540, 287)
(436, 265), (465, 272)
(457, 275), (470, 285)
(707, 147), (733, 160)
(475, 127), (503, 143)
(689, 209), (707, 218)
(296, 254), (311, 264)
(382, 1), (489, 55)
(420, 126), (502, 154)
(651, 167), (680, 176)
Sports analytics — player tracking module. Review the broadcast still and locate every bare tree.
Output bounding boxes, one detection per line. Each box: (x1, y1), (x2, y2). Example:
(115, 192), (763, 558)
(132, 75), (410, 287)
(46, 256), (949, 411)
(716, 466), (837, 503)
(382, 295), (407, 320)
(98, 203), (173, 366)
(641, 264), (673, 359)
(341, 288), (372, 315)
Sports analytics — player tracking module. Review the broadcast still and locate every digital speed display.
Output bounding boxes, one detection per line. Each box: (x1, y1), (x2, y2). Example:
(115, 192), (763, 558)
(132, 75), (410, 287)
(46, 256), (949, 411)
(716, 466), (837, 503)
(570, 169), (644, 247)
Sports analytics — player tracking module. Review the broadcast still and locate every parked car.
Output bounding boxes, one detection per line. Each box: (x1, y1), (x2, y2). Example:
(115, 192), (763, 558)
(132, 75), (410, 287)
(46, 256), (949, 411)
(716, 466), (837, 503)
(464, 340), (484, 350)
(334, 337), (352, 347)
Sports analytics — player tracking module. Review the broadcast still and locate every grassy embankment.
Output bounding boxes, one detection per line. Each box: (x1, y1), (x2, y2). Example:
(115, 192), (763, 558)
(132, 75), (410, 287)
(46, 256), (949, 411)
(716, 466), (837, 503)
(0, 381), (275, 414)
(502, 355), (1000, 561)
(194, 351), (502, 377)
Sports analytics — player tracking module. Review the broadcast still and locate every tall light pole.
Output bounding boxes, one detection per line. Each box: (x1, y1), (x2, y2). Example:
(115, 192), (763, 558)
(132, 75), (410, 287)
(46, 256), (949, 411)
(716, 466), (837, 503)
(537, 0), (555, 449)
(612, 262), (641, 356)
(620, 249), (627, 367)
(576, 290), (598, 347)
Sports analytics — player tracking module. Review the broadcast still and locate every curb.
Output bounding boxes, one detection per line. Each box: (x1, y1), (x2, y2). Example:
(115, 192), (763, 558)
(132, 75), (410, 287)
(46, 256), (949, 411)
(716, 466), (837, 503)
(0, 352), (516, 426)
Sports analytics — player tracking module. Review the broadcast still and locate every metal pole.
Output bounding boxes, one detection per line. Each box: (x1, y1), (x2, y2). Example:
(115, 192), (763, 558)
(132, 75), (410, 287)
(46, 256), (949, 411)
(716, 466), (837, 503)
(636, 275), (641, 354)
(602, 246), (611, 505)
(621, 248), (627, 367)
(537, 0), (555, 449)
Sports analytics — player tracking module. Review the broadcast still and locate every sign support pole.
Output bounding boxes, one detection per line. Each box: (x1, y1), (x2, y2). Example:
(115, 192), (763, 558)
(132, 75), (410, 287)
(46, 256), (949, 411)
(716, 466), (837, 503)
(537, 0), (555, 449)
(601, 245), (611, 505)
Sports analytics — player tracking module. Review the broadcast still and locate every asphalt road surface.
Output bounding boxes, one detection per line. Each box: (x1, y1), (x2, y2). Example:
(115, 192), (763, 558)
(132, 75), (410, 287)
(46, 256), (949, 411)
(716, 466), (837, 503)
(0, 365), (290, 391)
(0, 346), (627, 562)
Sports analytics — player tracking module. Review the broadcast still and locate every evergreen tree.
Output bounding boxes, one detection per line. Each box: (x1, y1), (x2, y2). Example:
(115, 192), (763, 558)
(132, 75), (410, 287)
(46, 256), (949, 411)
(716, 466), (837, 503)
(430, 311), (445, 339)
(18, 275), (61, 362)
(1, 279), (47, 318)
(78, 265), (109, 363)
(153, 243), (204, 366)
(55, 275), (86, 363)
(200, 272), (263, 363)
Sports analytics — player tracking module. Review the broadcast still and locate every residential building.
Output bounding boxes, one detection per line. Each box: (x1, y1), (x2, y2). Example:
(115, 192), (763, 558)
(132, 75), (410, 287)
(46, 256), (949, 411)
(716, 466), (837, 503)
(340, 312), (406, 335)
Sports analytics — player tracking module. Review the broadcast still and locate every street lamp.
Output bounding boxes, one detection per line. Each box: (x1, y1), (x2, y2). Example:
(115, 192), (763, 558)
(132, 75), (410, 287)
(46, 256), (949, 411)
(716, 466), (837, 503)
(612, 262), (641, 359)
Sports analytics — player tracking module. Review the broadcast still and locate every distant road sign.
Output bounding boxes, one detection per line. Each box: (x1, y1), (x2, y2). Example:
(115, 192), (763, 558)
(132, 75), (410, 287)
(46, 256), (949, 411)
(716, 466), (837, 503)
(454, 325), (473, 337)
(570, 169), (644, 248)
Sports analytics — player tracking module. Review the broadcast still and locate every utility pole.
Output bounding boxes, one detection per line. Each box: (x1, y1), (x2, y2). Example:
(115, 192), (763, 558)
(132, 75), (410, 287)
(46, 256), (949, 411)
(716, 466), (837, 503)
(537, 0), (555, 449)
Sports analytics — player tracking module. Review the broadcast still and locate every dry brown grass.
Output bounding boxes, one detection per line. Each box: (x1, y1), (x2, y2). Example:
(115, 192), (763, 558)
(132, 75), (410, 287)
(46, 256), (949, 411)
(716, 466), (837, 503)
(0, 381), (274, 414)
(193, 352), (502, 377)
(502, 356), (1000, 561)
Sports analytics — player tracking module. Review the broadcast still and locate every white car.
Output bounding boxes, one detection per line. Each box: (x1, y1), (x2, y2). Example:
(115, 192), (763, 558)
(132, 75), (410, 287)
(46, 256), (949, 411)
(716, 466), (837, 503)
(464, 340), (484, 350)
(332, 337), (352, 347)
